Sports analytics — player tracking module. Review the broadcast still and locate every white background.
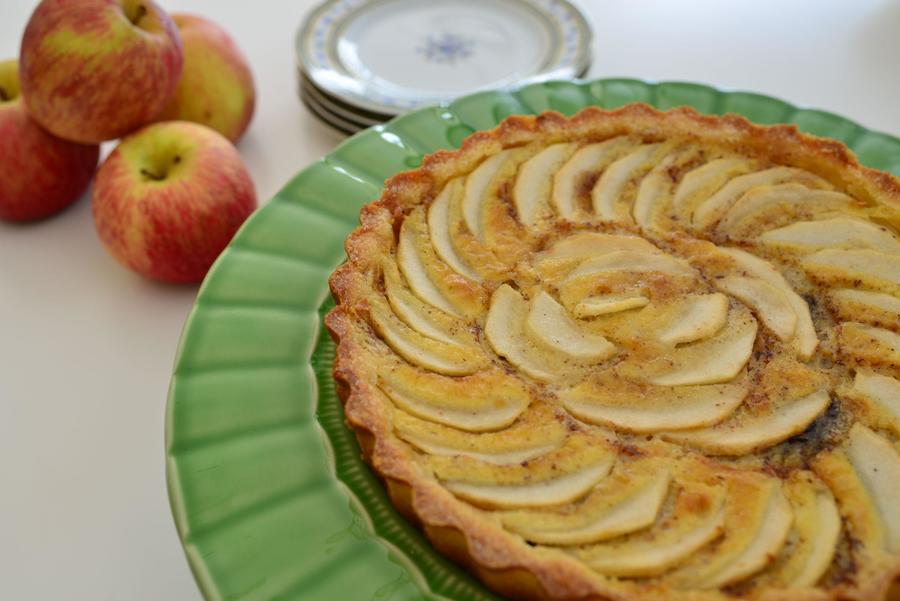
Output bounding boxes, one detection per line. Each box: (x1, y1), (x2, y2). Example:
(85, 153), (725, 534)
(1, 1), (899, 599)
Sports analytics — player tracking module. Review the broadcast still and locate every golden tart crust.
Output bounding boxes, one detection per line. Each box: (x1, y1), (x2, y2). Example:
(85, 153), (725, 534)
(326, 104), (900, 601)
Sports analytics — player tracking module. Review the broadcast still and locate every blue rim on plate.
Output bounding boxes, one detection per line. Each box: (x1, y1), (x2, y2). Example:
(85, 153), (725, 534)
(166, 78), (900, 601)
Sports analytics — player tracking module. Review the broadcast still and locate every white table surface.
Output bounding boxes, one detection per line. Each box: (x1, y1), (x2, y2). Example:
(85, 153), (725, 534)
(1, 1), (898, 599)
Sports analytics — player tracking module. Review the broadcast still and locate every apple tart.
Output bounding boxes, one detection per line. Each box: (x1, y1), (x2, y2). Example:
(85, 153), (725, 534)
(326, 104), (900, 601)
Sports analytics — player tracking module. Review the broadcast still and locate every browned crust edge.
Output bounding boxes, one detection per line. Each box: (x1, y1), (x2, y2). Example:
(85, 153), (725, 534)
(325, 104), (900, 601)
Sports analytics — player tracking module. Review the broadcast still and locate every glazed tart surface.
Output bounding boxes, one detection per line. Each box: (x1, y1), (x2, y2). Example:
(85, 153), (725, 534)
(326, 104), (900, 601)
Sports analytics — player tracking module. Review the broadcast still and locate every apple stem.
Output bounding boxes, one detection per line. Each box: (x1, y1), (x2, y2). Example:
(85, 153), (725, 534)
(130, 4), (147, 26)
(141, 168), (165, 181)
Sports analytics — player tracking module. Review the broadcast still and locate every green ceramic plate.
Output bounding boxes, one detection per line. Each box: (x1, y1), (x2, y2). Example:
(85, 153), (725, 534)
(166, 78), (900, 601)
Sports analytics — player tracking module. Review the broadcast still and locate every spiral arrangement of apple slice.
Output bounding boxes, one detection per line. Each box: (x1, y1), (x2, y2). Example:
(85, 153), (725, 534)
(337, 124), (900, 599)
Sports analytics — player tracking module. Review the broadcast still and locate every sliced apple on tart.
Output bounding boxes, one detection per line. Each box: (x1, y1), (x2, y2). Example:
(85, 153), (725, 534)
(572, 478), (727, 577)
(426, 178), (482, 281)
(715, 183), (859, 239)
(838, 322), (900, 375)
(663, 356), (828, 455)
(803, 248), (900, 297)
(690, 166), (830, 230)
(393, 401), (567, 464)
(654, 292), (729, 345)
(813, 424), (900, 555)
(551, 137), (635, 220)
(515, 142), (579, 226)
(592, 143), (674, 223)
(715, 275), (797, 342)
(842, 370), (900, 435)
(828, 288), (900, 330)
(671, 156), (757, 223)
(378, 364), (530, 431)
(672, 475), (793, 589)
(369, 295), (488, 376)
(500, 460), (671, 545)
(560, 369), (749, 433)
(719, 247), (819, 359)
(619, 304), (757, 387)
(524, 290), (616, 362)
(397, 208), (485, 317)
(767, 472), (841, 588)
(430, 433), (617, 508)
(572, 293), (650, 317)
(759, 216), (900, 254)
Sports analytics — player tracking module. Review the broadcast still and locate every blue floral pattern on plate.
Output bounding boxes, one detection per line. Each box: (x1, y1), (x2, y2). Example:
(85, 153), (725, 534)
(416, 33), (475, 65)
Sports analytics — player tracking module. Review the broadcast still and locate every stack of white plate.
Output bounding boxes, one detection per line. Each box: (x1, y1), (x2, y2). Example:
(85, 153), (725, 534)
(296, 0), (593, 134)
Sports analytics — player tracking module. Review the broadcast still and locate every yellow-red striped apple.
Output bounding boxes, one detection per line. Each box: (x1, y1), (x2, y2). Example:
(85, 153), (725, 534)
(19, 0), (183, 144)
(156, 14), (255, 143)
(92, 121), (256, 283)
(0, 59), (99, 222)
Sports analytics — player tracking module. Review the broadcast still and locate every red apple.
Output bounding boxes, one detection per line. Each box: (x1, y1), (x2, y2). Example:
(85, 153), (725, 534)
(0, 59), (99, 222)
(19, 0), (183, 144)
(92, 121), (256, 283)
(155, 14), (255, 143)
